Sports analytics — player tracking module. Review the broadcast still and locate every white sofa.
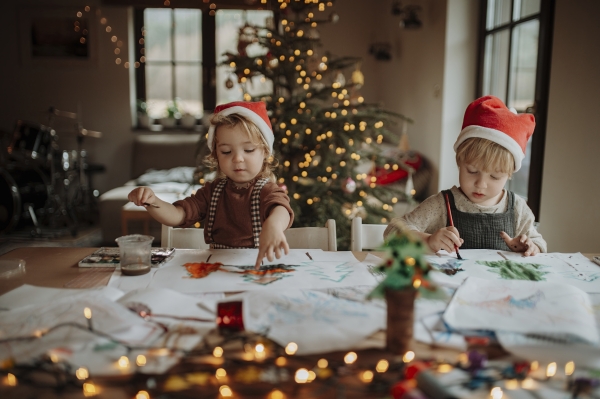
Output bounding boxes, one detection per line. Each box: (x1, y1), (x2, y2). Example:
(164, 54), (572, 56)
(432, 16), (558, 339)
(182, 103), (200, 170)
(99, 134), (202, 244)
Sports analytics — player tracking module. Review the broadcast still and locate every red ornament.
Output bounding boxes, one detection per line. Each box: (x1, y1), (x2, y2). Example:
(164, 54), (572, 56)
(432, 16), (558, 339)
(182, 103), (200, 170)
(369, 152), (423, 186)
(404, 361), (430, 380)
(391, 379), (417, 399)
(217, 301), (244, 333)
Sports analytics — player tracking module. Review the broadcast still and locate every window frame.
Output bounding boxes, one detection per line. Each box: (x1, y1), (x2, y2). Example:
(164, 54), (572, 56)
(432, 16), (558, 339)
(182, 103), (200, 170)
(133, 4), (276, 119)
(475, 0), (555, 221)
(134, 7), (216, 113)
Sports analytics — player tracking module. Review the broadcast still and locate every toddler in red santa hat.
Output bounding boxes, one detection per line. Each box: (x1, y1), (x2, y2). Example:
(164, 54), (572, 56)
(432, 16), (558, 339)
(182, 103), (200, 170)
(129, 101), (294, 268)
(385, 95), (546, 256)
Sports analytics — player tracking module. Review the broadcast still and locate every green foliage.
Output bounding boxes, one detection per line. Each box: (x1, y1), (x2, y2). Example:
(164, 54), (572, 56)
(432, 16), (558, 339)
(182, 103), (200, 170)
(136, 100), (148, 115)
(369, 232), (445, 300)
(198, 1), (414, 249)
(165, 98), (182, 119)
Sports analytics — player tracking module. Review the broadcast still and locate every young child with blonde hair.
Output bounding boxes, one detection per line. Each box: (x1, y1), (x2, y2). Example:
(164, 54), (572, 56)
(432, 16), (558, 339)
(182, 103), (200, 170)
(385, 95), (546, 256)
(128, 101), (294, 268)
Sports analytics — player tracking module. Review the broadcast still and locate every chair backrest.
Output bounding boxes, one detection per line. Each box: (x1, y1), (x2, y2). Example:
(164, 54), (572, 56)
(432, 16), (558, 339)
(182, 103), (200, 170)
(350, 217), (387, 251)
(161, 225), (208, 249)
(284, 219), (337, 251)
(161, 219), (337, 251)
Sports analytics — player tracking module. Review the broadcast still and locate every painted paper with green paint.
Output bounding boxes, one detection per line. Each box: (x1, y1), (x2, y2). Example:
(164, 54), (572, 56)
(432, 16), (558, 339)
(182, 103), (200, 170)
(477, 259), (548, 281)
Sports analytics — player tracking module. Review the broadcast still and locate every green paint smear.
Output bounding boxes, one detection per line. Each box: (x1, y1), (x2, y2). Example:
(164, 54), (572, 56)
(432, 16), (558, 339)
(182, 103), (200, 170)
(477, 259), (548, 281)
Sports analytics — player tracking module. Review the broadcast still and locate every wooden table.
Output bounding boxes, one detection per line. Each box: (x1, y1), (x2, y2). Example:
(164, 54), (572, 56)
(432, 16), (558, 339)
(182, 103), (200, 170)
(1, 248), (599, 399)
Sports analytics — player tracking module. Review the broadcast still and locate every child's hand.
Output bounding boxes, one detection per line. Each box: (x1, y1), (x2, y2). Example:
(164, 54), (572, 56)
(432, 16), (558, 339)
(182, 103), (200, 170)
(128, 187), (157, 208)
(500, 231), (540, 256)
(254, 223), (290, 269)
(427, 227), (463, 254)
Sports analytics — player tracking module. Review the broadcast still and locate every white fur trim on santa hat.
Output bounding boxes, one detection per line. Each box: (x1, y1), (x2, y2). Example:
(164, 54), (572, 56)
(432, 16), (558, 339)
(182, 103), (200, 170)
(207, 106), (274, 154)
(453, 125), (525, 172)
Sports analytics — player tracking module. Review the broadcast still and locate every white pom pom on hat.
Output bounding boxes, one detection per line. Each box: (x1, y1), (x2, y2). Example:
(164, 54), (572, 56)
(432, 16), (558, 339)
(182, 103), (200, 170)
(454, 95), (535, 172)
(207, 101), (274, 154)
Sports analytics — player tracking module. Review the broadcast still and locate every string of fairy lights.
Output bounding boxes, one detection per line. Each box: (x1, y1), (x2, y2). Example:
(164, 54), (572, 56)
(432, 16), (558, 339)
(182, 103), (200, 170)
(0, 304), (588, 398)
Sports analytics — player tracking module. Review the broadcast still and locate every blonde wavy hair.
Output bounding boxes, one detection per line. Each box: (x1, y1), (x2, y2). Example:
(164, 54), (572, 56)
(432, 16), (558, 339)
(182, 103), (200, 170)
(455, 137), (515, 177)
(204, 112), (278, 182)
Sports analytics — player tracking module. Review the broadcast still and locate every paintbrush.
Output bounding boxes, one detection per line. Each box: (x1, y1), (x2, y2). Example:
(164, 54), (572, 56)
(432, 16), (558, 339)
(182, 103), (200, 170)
(444, 192), (463, 260)
(143, 202), (159, 208)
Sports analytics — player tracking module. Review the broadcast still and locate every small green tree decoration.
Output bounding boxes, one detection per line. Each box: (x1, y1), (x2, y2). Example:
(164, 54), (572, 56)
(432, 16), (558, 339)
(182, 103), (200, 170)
(369, 231), (445, 354)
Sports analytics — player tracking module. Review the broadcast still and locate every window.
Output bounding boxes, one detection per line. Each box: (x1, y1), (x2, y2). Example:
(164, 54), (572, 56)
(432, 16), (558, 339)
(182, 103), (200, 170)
(477, 0), (555, 219)
(134, 8), (273, 121)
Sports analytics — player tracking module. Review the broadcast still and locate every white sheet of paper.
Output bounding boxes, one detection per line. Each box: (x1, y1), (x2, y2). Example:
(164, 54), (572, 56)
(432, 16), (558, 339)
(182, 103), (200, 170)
(443, 276), (600, 344)
(116, 287), (217, 321)
(308, 251), (359, 262)
(427, 250), (600, 293)
(207, 248), (314, 265)
(226, 289), (386, 355)
(148, 253), (379, 293)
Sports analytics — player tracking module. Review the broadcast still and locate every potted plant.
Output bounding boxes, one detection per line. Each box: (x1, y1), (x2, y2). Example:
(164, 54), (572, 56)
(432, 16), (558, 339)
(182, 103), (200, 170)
(180, 110), (197, 129)
(160, 99), (181, 128)
(369, 231), (445, 354)
(137, 100), (151, 129)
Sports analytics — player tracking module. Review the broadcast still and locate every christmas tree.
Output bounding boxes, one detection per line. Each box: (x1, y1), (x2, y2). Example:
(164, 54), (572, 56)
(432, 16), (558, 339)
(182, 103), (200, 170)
(199, 0), (414, 249)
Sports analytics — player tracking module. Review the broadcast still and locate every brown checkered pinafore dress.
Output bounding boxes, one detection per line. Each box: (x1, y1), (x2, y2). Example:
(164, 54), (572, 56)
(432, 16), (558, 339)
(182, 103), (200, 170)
(205, 178), (268, 249)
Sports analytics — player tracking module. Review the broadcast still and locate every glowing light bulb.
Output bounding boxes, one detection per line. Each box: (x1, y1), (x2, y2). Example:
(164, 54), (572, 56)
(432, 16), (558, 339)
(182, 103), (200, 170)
(360, 370), (374, 383)
(136, 355), (146, 366)
(437, 364), (453, 373)
(295, 368), (309, 383)
(136, 391), (150, 399)
(403, 351), (415, 362)
(213, 347), (223, 357)
(490, 387), (503, 399)
(285, 342), (298, 355)
(317, 358), (328, 368)
(219, 385), (233, 397)
(565, 361), (575, 376)
(344, 352), (357, 364)
(76, 367), (89, 380)
(6, 373), (17, 386)
(117, 356), (129, 369)
(546, 362), (557, 377)
(376, 359), (389, 373)
(216, 368), (227, 378)
(84, 307), (92, 319)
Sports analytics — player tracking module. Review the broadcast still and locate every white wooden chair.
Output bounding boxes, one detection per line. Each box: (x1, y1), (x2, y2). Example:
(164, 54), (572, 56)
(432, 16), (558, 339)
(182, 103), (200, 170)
(161, 225), (208, 249)
(350, 216), (387, 251)
(161, 219), (337, 251)
(284, 219), (337, 251)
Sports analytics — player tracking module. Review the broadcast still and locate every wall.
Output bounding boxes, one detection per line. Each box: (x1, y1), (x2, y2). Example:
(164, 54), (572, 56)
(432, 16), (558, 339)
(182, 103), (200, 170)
(438, 0), (479, 191)
(538, 0), (600, 252)
(0, 0), (134, 194)
(320, 0), (449, 196)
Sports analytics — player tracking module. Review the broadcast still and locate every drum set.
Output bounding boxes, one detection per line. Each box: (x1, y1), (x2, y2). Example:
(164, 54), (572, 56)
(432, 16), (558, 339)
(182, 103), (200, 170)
(0, 107), (101, 237)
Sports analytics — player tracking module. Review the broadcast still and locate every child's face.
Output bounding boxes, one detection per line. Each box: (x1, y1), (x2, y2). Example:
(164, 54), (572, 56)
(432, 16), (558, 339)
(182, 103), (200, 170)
(458, 162), (509, 206)
(215, 124), (266, 184)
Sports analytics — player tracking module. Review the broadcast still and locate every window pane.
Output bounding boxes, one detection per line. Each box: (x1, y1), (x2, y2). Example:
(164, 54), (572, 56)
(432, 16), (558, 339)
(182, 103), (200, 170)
(215, 10), (273, 106)
(513, 0), (540, 21)
(508, 19), (539, 110)
(144, 9), (171, 62)
(486, 0), (512, 30)
(483, 30), (510, 99)
(507, 134), (532, 199)
(146, 65), (172, 118)
(175, 65), (202, 116)
(174, 9), (201, 62)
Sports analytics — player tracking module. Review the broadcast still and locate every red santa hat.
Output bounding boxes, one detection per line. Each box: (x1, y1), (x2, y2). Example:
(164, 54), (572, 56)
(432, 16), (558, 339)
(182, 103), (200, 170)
(453, 95), (535, 172)
(207, 101), (274, 154)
